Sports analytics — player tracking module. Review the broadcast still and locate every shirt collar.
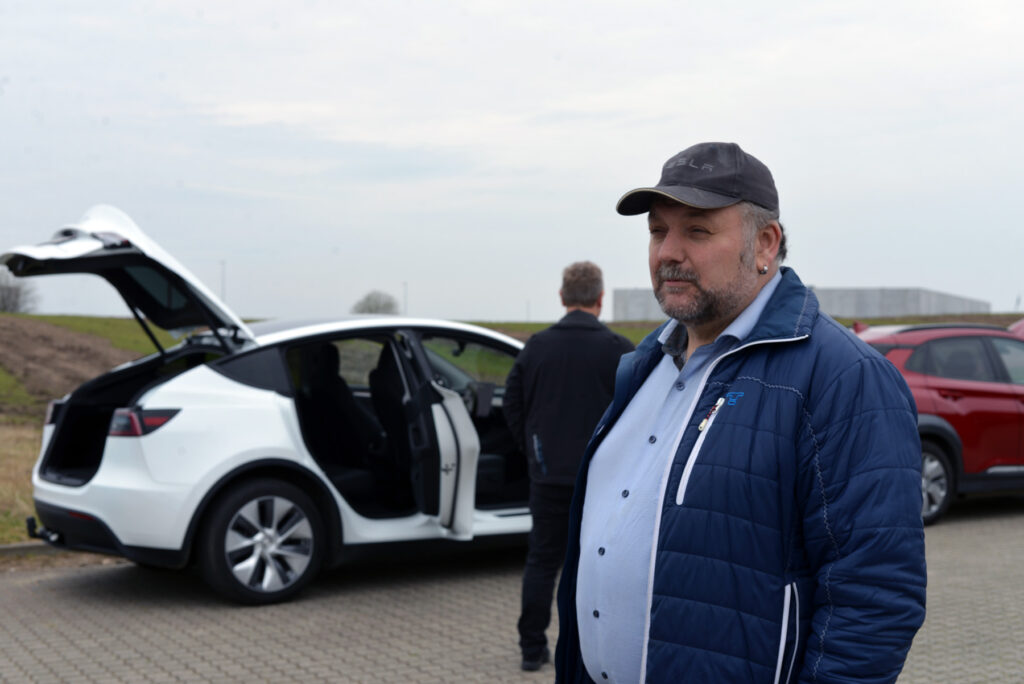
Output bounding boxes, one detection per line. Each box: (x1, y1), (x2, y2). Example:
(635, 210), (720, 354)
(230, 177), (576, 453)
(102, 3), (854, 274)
(658, 269), (783, 367)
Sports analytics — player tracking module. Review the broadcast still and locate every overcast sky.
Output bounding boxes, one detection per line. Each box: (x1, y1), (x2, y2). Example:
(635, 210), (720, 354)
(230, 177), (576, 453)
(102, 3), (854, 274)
(2, 1), (1022, 323)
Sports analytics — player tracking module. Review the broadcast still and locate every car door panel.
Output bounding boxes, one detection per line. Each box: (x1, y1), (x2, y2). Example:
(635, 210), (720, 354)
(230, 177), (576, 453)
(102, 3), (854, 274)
(431, 385), (481, 537)
(922, 336), (1022, 473)
(381, 336), (446, 518)
(986, 337), (1024, 468)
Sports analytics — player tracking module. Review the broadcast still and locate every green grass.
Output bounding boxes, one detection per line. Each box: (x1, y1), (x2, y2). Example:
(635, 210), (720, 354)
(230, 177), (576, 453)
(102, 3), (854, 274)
(11, 313), (176, 354)
(474, 320), (662, 346)
(0, 511), (28, 545)
(471, 321), (551, 338)
(0, 424), (42, 543)
(422, 336), (517, 386)
(0, 366), (35, 411)
(477, 313), (1024, 347)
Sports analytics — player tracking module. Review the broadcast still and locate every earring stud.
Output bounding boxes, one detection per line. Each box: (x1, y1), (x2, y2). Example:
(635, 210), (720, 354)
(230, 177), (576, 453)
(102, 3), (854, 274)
(759, 265), (768, 274)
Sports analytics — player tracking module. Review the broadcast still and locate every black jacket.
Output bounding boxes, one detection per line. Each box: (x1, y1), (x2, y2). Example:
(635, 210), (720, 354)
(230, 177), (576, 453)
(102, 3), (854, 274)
(503, 310), (634, 486)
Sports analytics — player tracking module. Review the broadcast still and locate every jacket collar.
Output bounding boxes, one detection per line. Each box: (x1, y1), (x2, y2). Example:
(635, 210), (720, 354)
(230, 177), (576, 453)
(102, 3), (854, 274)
(555, 309), (604, 329)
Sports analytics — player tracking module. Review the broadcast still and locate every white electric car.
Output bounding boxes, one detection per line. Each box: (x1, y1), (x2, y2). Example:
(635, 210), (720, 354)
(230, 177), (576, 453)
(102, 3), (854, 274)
(2, 205), (530, 603)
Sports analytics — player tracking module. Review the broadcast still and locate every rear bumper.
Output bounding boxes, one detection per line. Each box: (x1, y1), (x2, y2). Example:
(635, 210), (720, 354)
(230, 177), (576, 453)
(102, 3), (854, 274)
(28, 502), (189, 569)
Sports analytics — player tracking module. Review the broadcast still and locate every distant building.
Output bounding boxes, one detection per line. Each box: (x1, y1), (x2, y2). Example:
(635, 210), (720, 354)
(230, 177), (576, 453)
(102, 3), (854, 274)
(810, 287), (990, 318)
(613, 288), (664, 322)
(612, 286), (990, 321)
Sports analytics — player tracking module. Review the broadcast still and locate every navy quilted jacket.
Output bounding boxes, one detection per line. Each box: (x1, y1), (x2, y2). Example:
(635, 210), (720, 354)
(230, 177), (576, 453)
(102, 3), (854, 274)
(555, 268), (927, 683)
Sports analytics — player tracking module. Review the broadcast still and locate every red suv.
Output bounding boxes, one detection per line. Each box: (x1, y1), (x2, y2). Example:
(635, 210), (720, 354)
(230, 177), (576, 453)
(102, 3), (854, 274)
(858, 324), (1024, 524)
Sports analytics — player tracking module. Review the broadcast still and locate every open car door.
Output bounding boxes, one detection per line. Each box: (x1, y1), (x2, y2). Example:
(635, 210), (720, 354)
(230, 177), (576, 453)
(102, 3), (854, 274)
(387, 332), (479, 537)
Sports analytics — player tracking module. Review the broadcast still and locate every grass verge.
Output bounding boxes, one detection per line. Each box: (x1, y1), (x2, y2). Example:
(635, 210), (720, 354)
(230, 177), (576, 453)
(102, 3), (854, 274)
(12, 313), (175, 354)
(0, 423), (41, 544)
(0, 365), (39, 418)
(474, 320), (661, 346)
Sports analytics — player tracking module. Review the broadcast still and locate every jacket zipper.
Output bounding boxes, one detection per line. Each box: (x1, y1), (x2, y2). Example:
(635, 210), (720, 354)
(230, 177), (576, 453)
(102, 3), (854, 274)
(675, 396), (725, 505)
(773, 581), (800, 684)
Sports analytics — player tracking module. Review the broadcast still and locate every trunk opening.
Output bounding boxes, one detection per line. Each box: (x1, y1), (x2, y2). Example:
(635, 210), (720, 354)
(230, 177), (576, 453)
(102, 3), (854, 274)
(40, 346), (224, 486)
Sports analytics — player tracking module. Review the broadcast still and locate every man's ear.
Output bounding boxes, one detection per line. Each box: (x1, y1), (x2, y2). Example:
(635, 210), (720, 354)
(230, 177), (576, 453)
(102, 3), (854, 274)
(559, 289), (567, 307)
(758, 222), (782, 264)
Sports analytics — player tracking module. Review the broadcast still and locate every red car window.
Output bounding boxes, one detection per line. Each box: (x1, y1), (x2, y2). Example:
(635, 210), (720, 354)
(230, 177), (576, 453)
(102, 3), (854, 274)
(991, 337), (1024, 385)
(913, 337), (999, 382)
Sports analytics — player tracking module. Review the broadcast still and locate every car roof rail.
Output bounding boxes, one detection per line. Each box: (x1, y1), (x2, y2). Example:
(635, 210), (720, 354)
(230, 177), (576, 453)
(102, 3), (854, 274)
(900, 323), (1006, 332)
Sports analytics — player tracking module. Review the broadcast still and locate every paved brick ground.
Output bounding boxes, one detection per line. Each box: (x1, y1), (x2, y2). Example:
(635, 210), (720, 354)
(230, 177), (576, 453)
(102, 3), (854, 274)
(1, 497), (1023, 683)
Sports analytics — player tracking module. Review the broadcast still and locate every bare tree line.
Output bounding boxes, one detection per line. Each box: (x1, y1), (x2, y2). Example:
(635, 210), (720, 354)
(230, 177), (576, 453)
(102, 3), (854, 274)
(0, 267), (36, 313)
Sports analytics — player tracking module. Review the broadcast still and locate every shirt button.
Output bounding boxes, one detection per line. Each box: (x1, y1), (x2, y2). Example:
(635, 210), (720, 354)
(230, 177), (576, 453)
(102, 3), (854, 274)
(602, 674), (609, 680)
(593, 610), (600, 618)
(648, 435), (656, 444)
(621, 489), (629, 498)
(675, 381), (685, 390)
(598, 547), (605, 556)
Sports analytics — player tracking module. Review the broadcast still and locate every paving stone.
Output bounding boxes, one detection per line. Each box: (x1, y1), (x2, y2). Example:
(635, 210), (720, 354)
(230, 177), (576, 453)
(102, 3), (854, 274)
(1, 498), (1022, 682)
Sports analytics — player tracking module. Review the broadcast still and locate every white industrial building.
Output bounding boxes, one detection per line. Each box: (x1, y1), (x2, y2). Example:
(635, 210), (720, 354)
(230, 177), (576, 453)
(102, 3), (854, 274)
(613, 286), (990, 321)
(810, 287), (989, 318)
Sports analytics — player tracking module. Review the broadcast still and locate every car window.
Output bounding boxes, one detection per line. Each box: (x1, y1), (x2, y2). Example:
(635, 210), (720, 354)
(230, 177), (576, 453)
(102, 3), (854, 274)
(335, 339), (388, 388)
(420, 335), (516, 391)
(990, 337), (1024, 384)
(125, 265), (190, 310)
(923, 337), (999, 382)
(285, 338), (386, 390)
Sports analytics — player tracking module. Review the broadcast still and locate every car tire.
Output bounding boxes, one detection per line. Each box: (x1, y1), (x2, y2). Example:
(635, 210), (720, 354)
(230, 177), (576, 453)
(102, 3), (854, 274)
(198, 478), (324, 604)
(921, 441), (954, 526)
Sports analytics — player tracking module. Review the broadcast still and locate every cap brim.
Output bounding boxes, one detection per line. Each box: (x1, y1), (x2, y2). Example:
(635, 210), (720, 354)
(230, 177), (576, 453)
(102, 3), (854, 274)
(616, 186), (741, 216)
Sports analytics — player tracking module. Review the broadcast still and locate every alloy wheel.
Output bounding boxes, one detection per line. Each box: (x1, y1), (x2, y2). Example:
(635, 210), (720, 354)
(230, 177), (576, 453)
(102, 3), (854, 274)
(224, 495), (314, 593)
(921, 450), (949, 521)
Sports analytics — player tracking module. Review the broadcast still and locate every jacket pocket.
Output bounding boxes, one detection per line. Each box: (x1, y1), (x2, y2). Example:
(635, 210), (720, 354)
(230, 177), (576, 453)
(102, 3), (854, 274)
(773, 581), (800, 684)
(675, 397), (724, 505)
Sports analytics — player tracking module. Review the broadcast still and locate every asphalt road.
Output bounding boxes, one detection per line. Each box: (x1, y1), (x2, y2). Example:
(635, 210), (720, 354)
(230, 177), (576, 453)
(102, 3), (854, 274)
(1, 497), (1022, 683)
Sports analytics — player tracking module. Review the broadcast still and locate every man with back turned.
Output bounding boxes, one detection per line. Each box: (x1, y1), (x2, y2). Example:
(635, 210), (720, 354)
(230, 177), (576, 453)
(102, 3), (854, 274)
(504, 261), (634, 672)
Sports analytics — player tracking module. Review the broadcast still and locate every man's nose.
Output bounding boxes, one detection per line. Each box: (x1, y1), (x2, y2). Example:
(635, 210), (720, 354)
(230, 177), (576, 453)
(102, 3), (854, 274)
(655, 228), (688, 263)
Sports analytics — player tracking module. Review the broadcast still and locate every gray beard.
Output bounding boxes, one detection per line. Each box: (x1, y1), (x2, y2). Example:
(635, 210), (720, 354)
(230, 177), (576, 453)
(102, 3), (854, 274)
(654, 264), (750, 326)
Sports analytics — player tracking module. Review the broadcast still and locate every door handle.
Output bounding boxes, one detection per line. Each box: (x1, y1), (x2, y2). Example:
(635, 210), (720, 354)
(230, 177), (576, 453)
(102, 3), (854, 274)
(937, 389), (963, 400)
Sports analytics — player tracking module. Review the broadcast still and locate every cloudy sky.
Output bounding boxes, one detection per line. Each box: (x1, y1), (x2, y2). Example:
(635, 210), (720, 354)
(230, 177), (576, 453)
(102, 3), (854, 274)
(1, 1), (1022, 323)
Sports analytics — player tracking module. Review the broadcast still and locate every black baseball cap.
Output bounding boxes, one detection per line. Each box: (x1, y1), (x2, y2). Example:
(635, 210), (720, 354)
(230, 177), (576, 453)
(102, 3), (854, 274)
(616, 142), (778, 215)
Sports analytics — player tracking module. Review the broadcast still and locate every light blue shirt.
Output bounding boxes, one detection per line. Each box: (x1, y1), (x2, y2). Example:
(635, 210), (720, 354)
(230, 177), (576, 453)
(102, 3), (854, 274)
(575, 271), (782, 683)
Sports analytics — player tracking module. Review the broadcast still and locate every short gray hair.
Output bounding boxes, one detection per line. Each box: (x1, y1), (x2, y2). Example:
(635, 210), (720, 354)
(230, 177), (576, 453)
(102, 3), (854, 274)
(738, 201), (787, 263)
(561, 261), (603, 307)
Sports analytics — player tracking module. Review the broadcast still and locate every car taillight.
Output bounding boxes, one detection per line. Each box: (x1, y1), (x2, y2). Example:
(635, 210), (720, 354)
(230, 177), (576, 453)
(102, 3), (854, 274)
(109, 408), (180, 436)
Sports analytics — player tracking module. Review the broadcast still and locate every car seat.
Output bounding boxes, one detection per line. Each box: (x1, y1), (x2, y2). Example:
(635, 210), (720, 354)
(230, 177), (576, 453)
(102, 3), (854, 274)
(297, 343), (379, 497)
(368, 344), (419, 508)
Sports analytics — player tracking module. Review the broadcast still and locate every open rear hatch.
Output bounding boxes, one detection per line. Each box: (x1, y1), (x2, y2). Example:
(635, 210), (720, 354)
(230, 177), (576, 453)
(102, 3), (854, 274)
(1, 205), (258, 485)
(1, 204), (254, 351)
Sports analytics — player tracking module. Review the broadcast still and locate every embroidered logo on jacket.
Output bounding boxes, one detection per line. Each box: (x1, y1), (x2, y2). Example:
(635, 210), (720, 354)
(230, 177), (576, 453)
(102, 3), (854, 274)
(725, 391), (745, 406)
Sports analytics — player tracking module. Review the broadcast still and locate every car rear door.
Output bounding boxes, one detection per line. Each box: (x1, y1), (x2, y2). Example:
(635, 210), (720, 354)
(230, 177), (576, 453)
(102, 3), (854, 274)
(985, 336), (1024, 468)
(409, 328), (528, 525)
(396, 332), (479, 538)
(917, 336), (1022, 473)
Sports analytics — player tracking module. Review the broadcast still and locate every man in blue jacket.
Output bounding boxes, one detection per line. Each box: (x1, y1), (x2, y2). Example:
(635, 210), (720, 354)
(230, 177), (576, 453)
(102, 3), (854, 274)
(555, 142), (926, 683)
